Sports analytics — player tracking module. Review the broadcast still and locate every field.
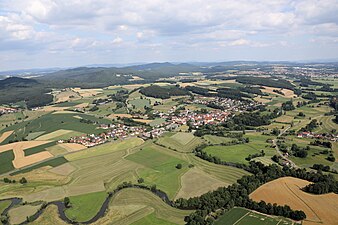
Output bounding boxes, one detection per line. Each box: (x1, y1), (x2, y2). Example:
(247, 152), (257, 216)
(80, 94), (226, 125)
(156, 132), (203, 153)
(0, 150), (15, 174)
(0, 200), (11, 216)
(8, 204), (41, 224)
(92, 188), (192, 225)
(175, 167), (227, 200)
(30, 205), (67, 225)
(65, 191), (107, 222)
(250, 177), (338, 225)
(0, 113), (110, 144)
(126, 145), (189, 198)
(204, 133), (276, 164)
(214, 207), (293, 225)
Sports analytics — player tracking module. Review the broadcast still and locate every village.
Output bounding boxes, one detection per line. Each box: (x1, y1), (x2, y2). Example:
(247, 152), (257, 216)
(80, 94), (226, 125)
(297, 131), (338, 142)
(0, 107), (19, 116)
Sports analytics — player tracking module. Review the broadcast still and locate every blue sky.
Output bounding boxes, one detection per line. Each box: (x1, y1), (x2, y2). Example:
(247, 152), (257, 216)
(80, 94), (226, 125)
(0, 0), (338, 70)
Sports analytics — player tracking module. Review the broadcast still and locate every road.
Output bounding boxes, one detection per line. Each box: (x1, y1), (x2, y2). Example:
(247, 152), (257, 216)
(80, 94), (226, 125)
(272, 125), (298, 168)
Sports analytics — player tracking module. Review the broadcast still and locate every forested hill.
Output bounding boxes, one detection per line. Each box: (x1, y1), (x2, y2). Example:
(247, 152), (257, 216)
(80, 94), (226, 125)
(0, 77), (38, 88)
(37, 63), (201, 87)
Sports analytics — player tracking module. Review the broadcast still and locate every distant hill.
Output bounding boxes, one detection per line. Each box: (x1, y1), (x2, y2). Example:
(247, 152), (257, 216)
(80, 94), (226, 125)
(0, 77), (38, 88)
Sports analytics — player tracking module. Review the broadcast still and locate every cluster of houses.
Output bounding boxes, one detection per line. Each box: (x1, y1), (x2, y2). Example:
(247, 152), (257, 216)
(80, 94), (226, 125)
(60, 123), (147, 147)
(186, 96), (261, 112)
(0, 107), (19, 115)
(297, 131), (338, 142)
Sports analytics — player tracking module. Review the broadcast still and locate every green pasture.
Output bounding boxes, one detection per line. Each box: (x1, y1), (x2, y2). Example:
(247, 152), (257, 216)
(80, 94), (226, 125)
(65, 191), (107, 222)
(204, 133), (276, 164)
(126, 145), (188, 199)
(0, 150), (15, 174)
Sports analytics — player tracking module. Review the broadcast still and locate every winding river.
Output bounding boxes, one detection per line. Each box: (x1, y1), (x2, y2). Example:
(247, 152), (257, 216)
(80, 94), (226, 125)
(0, 185), (176, 225)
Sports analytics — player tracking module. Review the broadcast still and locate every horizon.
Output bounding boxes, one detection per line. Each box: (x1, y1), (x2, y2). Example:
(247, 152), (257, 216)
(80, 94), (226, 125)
(1, 0), (338, 70)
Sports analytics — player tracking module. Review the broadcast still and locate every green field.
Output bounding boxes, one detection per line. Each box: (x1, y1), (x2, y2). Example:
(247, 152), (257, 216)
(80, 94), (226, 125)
(203, 135), (235, 145)
(108, 188), (191, 225)
(24, 141), (55, 156)
(131, 212), (176, 225)
(0, 150), (15, 174)
(215, 207), (292, 225)
(0, 200), (11, 224)
(129, 98), (151, 111)
(126, 145), (188, 198)
(156, 132), (203, 153)
(204, 133), (275, 164)
(65, 191), (107, 222)
(65, 138), (144, 161)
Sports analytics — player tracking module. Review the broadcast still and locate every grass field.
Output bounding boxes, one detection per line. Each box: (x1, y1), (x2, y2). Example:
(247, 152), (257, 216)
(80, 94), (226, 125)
(202, 135), (235, 145)
(156, 132), (202, 153)
(128, 98), (151, 111)
(0, 150), (15, 174)
(215, 207), (292, 225)
(204, 133), (275, 164)
(131, 213), (176, 225)
(92, 188), (191, 225)
(65, 138), (144, 161)
(65, 191), (107, 222)
(0, 200), (11, 216)
(250, 177), (338, 225)
(126, 145), (188, 198)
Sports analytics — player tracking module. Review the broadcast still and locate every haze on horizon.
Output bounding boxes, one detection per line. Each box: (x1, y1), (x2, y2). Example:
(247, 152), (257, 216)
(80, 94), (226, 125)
(1, 0), (338, 70)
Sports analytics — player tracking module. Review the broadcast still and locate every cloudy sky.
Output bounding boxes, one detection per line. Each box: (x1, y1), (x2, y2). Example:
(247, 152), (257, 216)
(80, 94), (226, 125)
(1, 0), (338, 70)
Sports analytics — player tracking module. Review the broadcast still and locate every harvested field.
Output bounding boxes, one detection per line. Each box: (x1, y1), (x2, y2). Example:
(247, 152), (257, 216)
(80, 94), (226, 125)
(66, 138), (143, 161)
(261, 86), (296, 98)
(175, 167), (227, 200)
(55, 89), (81, 103)
(40, 106), (70, 112)
(0, 131), (13, 144)
(36, 129), (73, 140)
(250, 177), (338, 225)
(133, 119), (153, 124)
(74, 103), (89, 108)
(30, 205), (68, 225)
(8, 204), (41, 224)
(156, 132), (202, 153)
(49, 163), (76, 176)
(58, 143), (86, 152)
(72, 88), (103, 97)
(108, 113), (133, 119)
(171, 132), (195, 145)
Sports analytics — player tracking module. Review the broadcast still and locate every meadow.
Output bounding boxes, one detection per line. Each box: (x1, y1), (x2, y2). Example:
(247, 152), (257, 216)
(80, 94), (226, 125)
(156, 132), (203, 153)
(65, 191), (107, 222)
(204, 133), (276, 164)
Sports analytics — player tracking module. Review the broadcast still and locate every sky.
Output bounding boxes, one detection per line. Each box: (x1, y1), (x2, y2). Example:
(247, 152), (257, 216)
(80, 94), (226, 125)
(0, 0), (338, 70)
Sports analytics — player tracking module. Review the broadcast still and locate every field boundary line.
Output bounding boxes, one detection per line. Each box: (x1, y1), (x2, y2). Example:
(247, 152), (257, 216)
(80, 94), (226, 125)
(233, 212), (249, 225)
(284, 182), (322, 223)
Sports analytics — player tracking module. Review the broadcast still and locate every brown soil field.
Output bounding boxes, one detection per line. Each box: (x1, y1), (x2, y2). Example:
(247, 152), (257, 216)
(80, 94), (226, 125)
(261, 86), (296, 98)
(175, 167), (227, 200)
(250, 177), (338, 225)
(13, 151), (54, 169)
(0, 130), (13, 144)
(253, 96), (272, 104)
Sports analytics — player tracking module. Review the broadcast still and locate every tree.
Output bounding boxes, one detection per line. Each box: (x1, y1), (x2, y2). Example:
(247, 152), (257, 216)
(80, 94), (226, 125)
(137, 178), (144, 183)
(19, 177), (27, 184)
(176, 163), (182, 169)
(64, 197), (70, 208)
